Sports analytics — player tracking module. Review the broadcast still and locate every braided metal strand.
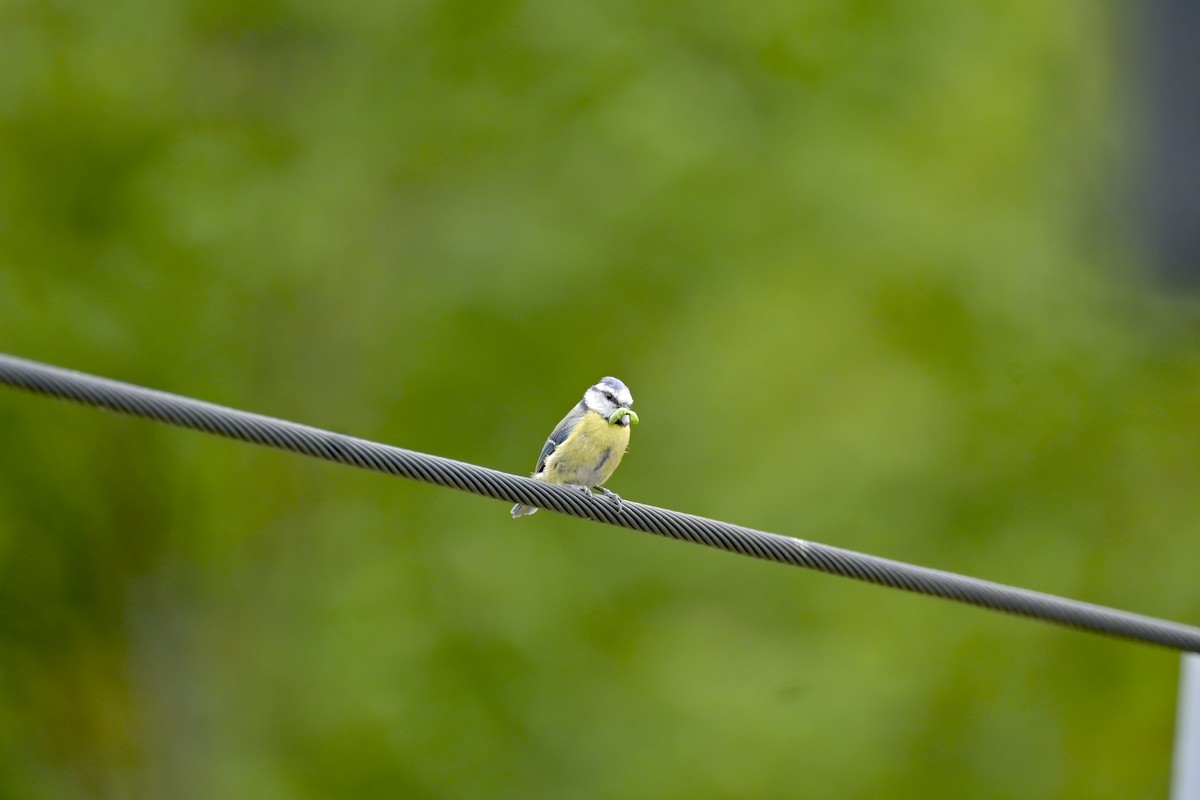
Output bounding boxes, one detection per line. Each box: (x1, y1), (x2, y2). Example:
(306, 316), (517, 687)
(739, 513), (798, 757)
(2, 352), (1199, 653)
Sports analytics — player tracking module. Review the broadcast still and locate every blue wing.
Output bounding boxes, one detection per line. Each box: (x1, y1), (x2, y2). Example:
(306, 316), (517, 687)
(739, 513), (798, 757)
(535, 401), (587, 474)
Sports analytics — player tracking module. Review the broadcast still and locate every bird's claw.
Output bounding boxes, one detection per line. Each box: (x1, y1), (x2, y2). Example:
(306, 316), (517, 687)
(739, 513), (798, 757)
(565, 484), (623, 513)
(595, 486), (623, 512)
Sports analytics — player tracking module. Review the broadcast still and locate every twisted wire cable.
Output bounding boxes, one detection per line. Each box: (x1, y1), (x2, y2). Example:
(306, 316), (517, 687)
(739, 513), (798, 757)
(2, 352), (1199, 653)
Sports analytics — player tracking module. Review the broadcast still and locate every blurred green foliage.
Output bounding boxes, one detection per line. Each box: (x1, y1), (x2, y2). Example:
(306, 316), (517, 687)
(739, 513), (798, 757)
(2, 0), (1198, 797)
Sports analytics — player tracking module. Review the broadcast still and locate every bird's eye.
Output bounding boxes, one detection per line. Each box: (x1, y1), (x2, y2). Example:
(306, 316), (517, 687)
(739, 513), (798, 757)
(604, 392), (616, 403)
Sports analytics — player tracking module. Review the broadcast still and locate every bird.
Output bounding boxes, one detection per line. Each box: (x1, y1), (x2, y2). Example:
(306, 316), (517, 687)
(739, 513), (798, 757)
(511, 377), (639, 518)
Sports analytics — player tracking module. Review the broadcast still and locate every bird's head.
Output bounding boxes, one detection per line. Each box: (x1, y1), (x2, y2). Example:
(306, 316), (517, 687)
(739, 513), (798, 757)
(584, 376), (637, 426)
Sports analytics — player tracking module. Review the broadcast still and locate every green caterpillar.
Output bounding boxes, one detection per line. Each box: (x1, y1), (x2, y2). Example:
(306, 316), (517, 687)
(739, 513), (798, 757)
(608, 408), (639, 426)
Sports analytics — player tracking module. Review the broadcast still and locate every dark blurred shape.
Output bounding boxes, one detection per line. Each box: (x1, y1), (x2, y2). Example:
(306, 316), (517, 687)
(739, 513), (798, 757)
(1141, 0), (1200, 288)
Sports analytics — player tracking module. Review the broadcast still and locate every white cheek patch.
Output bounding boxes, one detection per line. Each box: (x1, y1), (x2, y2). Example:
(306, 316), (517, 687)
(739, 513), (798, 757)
(585, 379), (633, 414)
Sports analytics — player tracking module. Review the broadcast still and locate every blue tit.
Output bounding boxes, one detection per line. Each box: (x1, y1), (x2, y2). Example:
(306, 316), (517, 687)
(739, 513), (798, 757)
(511, 376), (639, 518)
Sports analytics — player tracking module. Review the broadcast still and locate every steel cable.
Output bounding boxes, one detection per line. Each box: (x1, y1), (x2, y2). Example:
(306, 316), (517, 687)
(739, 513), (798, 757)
(2, 352), (1199, 652)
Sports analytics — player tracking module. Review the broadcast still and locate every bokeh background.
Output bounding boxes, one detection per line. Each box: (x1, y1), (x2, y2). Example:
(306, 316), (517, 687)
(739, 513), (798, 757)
(2, 0), (1199, 797)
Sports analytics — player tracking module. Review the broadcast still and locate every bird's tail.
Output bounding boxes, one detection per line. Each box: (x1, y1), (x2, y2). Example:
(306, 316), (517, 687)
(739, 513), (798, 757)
(511, 503), (538, 518)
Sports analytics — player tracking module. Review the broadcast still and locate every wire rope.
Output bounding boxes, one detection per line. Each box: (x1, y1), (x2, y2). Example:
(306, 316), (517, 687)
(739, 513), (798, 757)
(2, 352), (1198, 652)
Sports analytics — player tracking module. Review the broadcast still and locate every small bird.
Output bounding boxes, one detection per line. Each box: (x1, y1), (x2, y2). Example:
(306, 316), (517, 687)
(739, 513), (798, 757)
(511, 377), (639, 518)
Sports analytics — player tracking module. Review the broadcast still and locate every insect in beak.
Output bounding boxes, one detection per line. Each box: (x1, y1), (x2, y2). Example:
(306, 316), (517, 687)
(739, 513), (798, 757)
(608, 408), (639, 426)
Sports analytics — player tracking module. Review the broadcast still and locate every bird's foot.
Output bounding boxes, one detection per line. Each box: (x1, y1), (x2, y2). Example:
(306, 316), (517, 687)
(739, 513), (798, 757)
(595, 486), (623, 512)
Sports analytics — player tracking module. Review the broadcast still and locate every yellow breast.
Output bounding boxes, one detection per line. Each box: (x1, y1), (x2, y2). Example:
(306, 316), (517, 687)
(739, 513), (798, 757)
(540, 410), (630, 488)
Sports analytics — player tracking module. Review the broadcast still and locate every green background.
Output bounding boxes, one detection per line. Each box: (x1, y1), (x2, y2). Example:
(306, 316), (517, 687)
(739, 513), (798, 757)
(2, 1), (1198, 797)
